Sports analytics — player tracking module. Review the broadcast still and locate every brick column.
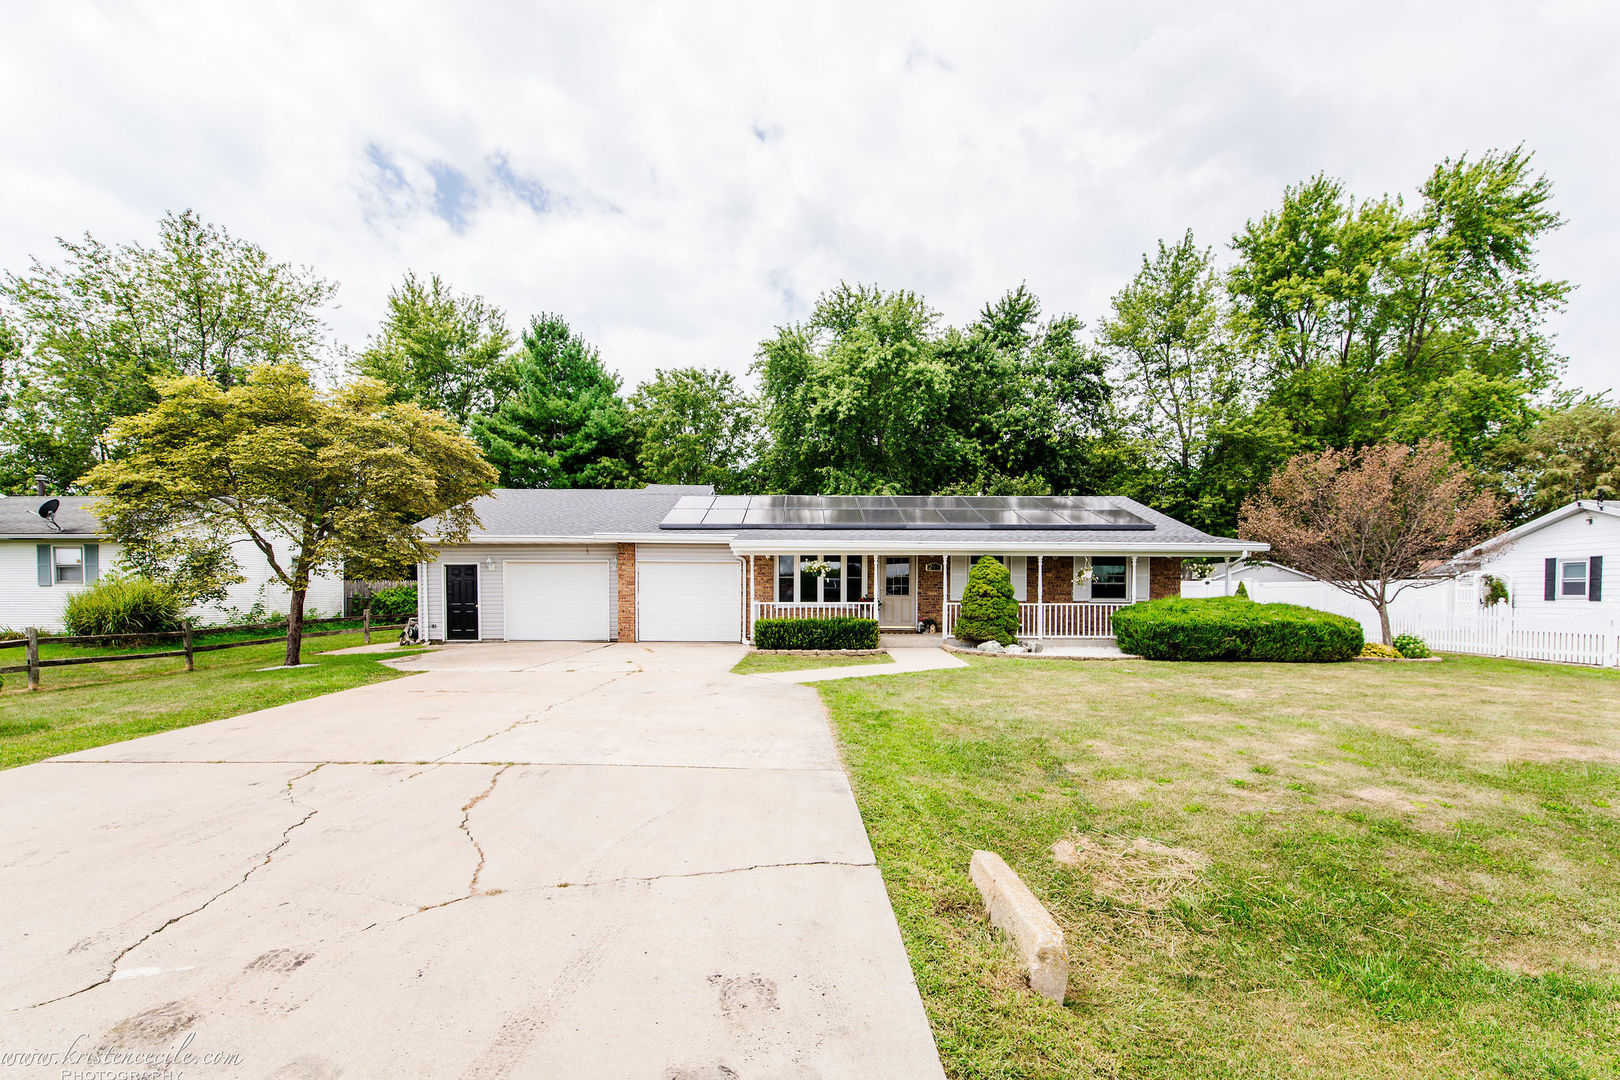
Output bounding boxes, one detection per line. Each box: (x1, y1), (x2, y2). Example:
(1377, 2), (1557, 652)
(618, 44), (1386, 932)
(916, 556), (945, 629)
(616, 543), (637, 642)
(1149, 557), (1183, 600)
(1042, 556), (1073, 601)
(749, 555), (775, 638)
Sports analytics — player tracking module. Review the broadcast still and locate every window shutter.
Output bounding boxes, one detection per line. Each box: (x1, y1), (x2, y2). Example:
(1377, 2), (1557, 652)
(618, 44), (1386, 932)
(1591, 556), (1604, 602)
(84, 543), (99, 583)
(37, 543), (51, 587)
(1544, 558), (1557, 601)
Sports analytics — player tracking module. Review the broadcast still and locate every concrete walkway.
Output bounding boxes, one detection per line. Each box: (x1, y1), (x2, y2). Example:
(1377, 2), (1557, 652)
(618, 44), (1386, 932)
(756, 647), (969, 684)
(0, 642), (944, 1079)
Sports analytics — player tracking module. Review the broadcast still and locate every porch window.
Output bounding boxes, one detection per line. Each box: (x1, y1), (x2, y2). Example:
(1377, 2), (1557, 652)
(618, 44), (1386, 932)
(1561, 559), (1588, 597)
(1090, 557), (1127, 600)
(777, 555), (795, 602)
(885, 558), (911, 596)
(820, 556), (842, 602)
(847, 555), (863, 600)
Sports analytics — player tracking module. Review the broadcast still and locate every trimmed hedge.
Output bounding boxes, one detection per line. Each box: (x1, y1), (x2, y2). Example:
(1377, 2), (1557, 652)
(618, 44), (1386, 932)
(753, 616), (880, 651)
(1111, 596), (1363, 662)
(368, 583), (418, 619)
(954, 556), (1020, 645)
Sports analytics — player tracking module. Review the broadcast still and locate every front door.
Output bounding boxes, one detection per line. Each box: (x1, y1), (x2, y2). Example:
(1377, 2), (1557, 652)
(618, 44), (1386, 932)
(445, 564), (479, 640)
(879, 557), (915, 627)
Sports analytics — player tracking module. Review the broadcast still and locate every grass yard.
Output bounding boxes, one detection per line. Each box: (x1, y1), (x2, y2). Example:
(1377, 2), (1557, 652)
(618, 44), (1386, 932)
(732, 650), (893, 675)
(0, 632), (423, 769)
(820, 654), (1620, 1079)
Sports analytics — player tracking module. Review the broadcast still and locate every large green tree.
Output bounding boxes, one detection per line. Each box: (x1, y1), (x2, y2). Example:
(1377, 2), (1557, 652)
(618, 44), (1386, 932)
(0, 210), (338, 493)
(354, 272), (516, 429)
(470, 314), (635, 488)
(628, 366), (756, 491)
(754, 283), (1109, 495)
(1495, 400), (1620, 514)
(86, 365), (495, 665)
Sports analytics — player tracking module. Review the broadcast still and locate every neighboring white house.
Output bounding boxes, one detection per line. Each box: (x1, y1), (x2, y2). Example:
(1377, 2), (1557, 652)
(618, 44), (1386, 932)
(1446, 500), (1617, 613)
(0, 494), (344, 632)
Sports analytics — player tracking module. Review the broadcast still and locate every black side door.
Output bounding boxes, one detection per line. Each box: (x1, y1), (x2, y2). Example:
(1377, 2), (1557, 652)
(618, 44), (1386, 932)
(445, 564), (479, 640)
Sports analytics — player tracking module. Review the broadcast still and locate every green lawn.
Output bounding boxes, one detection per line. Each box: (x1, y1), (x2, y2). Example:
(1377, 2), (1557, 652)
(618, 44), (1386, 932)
(819, 654), (1620, 1079)
(732, 651), (893, 675)
(0, 632), (424, 769)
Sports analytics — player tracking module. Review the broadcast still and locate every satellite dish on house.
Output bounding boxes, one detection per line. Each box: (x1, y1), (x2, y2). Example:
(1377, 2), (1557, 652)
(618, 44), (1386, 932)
(38, 498), (62, 531)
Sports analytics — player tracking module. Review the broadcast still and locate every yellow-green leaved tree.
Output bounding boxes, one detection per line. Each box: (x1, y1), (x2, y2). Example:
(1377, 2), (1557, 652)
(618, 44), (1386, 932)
(86, 364), (496, 665)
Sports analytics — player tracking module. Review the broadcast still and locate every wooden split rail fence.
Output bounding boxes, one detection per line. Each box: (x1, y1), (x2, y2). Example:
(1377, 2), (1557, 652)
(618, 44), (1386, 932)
(0, 609), (406, 691)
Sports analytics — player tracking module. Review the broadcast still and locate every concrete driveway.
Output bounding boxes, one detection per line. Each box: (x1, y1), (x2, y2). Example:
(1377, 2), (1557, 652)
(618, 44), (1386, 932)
(0, 643), (944, 1079)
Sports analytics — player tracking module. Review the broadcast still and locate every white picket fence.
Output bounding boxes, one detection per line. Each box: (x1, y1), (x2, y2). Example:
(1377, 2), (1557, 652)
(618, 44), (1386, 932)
(1390, 608), (1620, 667)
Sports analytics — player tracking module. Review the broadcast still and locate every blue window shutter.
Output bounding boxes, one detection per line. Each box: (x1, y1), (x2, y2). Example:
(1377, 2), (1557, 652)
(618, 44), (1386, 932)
(1591, 556), (1603, 602)
(1544, 558), (1557, 601)
(37, 544), (51, 586)
(84, 543), (99, 583)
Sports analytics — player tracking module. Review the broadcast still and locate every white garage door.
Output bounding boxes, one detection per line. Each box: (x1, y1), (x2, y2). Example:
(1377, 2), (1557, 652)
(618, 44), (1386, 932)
(504, 561), (610, 640)
(638, 560), (741, 642)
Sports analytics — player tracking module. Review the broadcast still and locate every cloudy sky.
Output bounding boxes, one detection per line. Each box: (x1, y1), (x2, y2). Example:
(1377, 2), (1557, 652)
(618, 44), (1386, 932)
(2, 2), (1614, 397)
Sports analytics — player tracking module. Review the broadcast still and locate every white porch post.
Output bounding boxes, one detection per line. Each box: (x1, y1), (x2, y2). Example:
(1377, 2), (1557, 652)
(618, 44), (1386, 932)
(1223, 556), (1232, 596)
(1037, 554), (1045, 641)
(1128, 555), (1138, 602)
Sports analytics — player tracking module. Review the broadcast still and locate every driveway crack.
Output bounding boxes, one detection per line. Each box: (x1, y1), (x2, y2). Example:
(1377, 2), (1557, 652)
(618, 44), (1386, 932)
(552, 858), (876, 890)
(399, 764), (511, 921)
(30, 763), (326, 1008)
(434, 661), (630, 762)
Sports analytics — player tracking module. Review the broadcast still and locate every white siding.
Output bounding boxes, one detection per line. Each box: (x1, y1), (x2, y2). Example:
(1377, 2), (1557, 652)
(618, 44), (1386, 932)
(422, 544), (619, 642)
(1, 537), (343, 633)
(1478, 511), (1620, 615)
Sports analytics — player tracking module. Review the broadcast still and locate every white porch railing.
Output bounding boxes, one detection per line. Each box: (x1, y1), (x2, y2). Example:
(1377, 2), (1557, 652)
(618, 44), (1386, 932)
(753, 601), (880, 624)
(944, 601), (1130, 639)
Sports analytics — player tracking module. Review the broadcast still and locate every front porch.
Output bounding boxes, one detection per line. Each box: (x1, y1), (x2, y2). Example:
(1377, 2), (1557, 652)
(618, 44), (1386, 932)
(746, 553), (1176, 642)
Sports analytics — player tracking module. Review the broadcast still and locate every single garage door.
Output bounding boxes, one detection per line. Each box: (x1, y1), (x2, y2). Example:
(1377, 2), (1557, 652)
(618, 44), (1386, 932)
(638, 560), (741, 642)
(504, 560), (610, 640)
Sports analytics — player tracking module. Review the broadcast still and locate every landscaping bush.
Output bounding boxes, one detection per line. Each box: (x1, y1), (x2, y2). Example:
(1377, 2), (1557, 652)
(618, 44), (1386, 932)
(366, 583), (418, 619)
(1111, 596), (1363, 662)
(1393, 633), (1431, 659)
(1361, 641), (1403, 658)
(1234, 581), (1251, 599)
(954, 556), (1020, 645)
(61, 576), (184, 638)
(753, 616), (880, 651)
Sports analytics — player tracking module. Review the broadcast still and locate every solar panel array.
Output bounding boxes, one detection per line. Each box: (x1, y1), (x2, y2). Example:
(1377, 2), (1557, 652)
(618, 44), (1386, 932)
(658, 495), (1154, 531)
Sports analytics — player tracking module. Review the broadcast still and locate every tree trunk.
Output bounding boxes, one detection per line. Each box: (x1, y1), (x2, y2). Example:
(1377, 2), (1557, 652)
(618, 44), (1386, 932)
(1376, 601), (1393, 646)
(284, 587), (307, 667)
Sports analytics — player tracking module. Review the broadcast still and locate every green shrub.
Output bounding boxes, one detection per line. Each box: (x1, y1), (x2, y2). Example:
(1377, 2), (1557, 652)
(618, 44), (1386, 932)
(1392, 633), (1430, 659)
(954, 556), (1020, 645)
(366, 584), (418, 619)
(1111, 596), (1363, 662)
(753, 616), (880, 650)
(1234, 581), (1251, 600)
(61, 576), (184, 638)
(1361, 641), (1403, 658)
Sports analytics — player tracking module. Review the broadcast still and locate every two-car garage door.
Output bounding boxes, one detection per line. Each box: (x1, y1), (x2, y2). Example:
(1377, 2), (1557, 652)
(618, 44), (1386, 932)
(637, 559), (740, 642)
(500, 554), (741, 642)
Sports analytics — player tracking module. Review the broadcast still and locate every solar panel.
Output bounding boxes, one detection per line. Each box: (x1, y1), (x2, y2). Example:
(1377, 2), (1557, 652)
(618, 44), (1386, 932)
(657, 494), (1154, 531)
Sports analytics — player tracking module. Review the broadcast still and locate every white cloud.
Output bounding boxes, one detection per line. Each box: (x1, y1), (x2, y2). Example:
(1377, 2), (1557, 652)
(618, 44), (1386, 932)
(1, 1), (1613, 396)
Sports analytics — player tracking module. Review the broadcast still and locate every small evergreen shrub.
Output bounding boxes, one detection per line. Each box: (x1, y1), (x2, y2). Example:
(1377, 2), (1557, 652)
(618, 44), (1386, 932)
(1234, 581), (1251, 600)
(1361, 641), (1403, 658)
(954, 556), (1020, 645)
(62, 576), (183, 638)
(1111, 596), (1362, 662)
(753, 616), (880, 651)
(367, 584), (418, 619)
(1392, 633), (1431, 659)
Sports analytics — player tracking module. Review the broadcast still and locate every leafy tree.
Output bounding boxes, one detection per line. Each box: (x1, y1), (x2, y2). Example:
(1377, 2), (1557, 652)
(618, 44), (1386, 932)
(628, 366), (756, 490)
(1238, 440), (1500, 643)
(754, 283), (1108, 495)
(355, 272), (516, 429)
(85, 364), (495, 665)
(953, 556), (1021, 645)
(470, 314), (635, 488)
(0, 210), (338, 493)
(1496, 400), (1620, 513)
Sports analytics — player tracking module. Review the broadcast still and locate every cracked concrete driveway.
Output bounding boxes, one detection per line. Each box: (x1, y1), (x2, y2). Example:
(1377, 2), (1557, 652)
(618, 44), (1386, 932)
(0, 642), (945, 1079)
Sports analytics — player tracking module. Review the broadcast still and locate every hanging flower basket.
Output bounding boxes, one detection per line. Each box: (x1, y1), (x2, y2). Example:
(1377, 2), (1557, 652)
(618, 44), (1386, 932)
(802, 560), (835, 576)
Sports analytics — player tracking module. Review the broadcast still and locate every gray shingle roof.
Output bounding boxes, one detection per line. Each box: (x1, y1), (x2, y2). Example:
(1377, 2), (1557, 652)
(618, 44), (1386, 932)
(427, 488), (1258, 552)
(0, 495), (101, 538)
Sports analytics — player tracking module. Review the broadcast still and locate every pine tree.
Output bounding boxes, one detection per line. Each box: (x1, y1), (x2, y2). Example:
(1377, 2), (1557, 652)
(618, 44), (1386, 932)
(953, 556), (1021, 645)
